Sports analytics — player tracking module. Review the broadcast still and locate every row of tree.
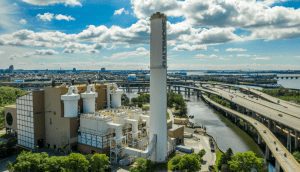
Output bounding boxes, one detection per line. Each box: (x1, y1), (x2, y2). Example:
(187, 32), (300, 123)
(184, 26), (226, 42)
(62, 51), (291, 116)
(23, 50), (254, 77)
(262, 88), (300, 104)
(218, 149), (264, 172)
(8, 151), (110, 172)
(121, 92), (187, 116)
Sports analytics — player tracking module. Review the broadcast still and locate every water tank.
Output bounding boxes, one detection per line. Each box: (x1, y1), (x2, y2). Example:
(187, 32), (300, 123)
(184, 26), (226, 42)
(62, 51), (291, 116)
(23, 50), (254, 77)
(81, 85), (98, 113)
(111, 89), (123, 108)
(127, 74), (137, 81)
(61, 86), (80, 118)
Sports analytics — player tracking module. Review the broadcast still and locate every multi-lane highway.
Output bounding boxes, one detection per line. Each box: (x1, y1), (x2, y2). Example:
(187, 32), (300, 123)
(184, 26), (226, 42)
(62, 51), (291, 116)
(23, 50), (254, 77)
(203, 95), (300, 172)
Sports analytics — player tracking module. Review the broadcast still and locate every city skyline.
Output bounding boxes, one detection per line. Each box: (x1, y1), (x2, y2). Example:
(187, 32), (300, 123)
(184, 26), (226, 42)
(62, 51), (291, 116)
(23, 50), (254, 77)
(1, 0), (300, 70)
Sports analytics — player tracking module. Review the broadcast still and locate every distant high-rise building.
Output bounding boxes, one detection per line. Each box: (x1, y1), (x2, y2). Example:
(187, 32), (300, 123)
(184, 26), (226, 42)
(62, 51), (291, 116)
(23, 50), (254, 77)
(72, 68), (77, 72)
(101, 67), (106, 72)
(8, 65), (14, 73)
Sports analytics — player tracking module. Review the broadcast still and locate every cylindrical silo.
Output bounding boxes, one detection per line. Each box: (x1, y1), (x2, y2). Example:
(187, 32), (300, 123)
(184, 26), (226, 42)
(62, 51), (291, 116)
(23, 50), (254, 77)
(81, 85), (98, 113)
(61, 86), (80, 118)
(111, 89), (123, 108)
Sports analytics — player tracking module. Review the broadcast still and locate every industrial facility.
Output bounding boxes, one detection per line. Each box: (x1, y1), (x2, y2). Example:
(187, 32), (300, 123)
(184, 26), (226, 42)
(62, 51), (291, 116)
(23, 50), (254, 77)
(3, 12), (176, 163)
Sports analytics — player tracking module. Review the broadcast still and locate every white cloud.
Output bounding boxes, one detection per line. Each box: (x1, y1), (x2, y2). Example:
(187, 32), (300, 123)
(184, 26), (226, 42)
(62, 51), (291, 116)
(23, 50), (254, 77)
(252, 56), (271, 60)
(0, 0), (19, 31)
(55, 14), (75, 21)
(173, 44), (207, 51)
(237, 54), (252, 57)
(226, 48), (247, 52)
(12, 49), (58, 58)
(22, 0), (82, 6)
(37, 13), (54, 22)
(37, 13), (75, 22)
(107, 47), (149, 60)
(19, 19), (27, 25)
(114, 8), (129, 16)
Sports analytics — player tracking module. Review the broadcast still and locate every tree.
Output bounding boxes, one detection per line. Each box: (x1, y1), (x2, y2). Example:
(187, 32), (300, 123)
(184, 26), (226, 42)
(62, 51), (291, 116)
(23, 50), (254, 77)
(168, 154), (201, 172)
(218, 148), (233, 170)
(198, 149), (206, 159)
(293, 151), (300, 163)
(65, 153), (89, 172)
(130, 158), (152, 172)
(121, 94), (130, 106)
(8, 151), (49, 172)
(90, 153), (110, 172)
(45, 156), (67, 172)
(228, 151), (263, 172)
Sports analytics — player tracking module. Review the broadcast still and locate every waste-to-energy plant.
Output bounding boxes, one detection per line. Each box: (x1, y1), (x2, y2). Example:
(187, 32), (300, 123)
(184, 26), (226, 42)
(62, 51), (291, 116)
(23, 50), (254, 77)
(3, 12), (175, 163)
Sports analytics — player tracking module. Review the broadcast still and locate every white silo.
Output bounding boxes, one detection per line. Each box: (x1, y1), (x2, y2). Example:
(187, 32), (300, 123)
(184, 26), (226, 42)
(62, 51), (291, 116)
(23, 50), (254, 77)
(61, 86), (80, 118)
(81, 85), (98, 113)
(111, 89), (123, 108)
(149, 12), (168, 162)
(107, 83), (123, 108)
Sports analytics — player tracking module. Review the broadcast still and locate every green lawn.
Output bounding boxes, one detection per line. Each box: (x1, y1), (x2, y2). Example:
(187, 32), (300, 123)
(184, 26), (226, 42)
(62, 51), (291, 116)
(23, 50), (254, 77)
(262, 88), (300, 104)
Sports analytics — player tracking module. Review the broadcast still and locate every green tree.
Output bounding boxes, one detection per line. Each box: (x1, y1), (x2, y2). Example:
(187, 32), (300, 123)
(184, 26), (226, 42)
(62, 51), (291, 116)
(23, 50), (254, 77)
(218, 148), (233, 170)
(65, 153), (89, 172)
(45, 156), (67, 172)
(121, 94), (130, 106)
(130, 158), (152, 172)
(198, 149), (206, 159)
(228, 151), (263, 172)
(293, 151), (300, 163)
(168, 154), (201, 172)
(8, 151), (49, 172)
(90, 153), (110, 172)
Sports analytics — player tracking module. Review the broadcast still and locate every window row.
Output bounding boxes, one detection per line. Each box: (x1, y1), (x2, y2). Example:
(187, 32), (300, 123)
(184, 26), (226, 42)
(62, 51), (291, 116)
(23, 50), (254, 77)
(17, 126), (34, 133)
(17, 105), (33, 111)
(18, 140), (34, 149)
(18, 134), (34, 142)
(17, 111), (33, 117)
(17, 116), (33, 122)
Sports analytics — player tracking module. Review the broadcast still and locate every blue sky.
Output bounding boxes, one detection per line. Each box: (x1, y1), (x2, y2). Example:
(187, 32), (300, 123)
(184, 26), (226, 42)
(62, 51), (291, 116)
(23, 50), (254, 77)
(0, 0), (300, 70)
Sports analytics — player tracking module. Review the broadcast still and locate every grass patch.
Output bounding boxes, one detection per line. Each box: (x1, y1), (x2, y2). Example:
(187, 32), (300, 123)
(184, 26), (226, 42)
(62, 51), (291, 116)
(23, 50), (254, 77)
(214, 149), (224, 172)
(262, 88), (300, 104)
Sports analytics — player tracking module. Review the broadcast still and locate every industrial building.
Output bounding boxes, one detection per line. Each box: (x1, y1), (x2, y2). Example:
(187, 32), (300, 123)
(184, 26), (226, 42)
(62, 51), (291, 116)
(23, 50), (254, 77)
(3, 12), (175, 163)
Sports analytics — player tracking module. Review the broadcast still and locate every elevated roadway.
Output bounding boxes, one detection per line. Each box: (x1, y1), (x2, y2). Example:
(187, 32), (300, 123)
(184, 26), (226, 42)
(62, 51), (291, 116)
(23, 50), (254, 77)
(203, 95), (300, 172)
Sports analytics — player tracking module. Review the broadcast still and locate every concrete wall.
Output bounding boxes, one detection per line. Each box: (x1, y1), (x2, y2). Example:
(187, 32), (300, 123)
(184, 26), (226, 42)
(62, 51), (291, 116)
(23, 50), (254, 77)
(44, 87), (74, 149)
(32, 90), (45, 145)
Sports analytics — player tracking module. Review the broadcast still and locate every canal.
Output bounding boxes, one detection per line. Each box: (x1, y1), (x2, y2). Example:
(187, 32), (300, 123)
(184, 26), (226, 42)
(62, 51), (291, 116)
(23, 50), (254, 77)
(186, 95), (262, 155)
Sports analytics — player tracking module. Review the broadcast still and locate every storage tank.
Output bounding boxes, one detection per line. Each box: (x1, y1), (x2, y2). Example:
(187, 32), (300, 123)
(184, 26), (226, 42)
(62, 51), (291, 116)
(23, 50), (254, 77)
(111, 89), (123, 108)
(61, 86), (80, 118)
(81, 85), (98, 113)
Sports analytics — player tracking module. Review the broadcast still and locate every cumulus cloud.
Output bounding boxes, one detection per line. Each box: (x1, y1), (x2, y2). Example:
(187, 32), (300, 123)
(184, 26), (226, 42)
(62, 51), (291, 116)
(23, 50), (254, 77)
(37, 13), (75, 22)
(173, 44), (207, 51)
(226, 48), (247, 52)
(11, 49), (58, 58)
(107, 47), (149, 60)
(19, 19), (27, 25)
(114, 8), (129, 15)
(22, 0), (82, 6)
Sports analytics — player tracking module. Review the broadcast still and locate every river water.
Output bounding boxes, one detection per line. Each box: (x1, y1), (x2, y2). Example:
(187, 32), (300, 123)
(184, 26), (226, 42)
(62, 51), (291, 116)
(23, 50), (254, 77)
(186, 95), (262, 155)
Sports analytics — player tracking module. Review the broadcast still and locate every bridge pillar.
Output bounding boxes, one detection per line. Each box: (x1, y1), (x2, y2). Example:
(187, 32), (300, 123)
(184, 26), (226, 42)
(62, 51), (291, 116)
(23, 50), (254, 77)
(196, 91), (200, 98)
(257, 134), (261, 145)
(138, 87), (140, 93)
(275, 160), (281, 172)
(267, 120), (271, 129)
(188, 88), (190, 97)
(295, 130), (299, 150)
(177, 87), (181, 94)
(168, 85), (171, 93)
(287, 130), (292, 152)
(264, 146), (270, 161)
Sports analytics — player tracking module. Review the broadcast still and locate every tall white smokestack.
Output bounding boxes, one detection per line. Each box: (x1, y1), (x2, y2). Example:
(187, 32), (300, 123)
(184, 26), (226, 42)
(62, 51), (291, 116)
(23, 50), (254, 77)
(149, 12), (167, 162)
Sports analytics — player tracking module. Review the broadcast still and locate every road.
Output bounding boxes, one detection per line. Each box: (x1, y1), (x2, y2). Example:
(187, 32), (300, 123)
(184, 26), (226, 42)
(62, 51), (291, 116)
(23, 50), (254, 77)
(206, 86), (300, 132)
(203, 95), (300, 172)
